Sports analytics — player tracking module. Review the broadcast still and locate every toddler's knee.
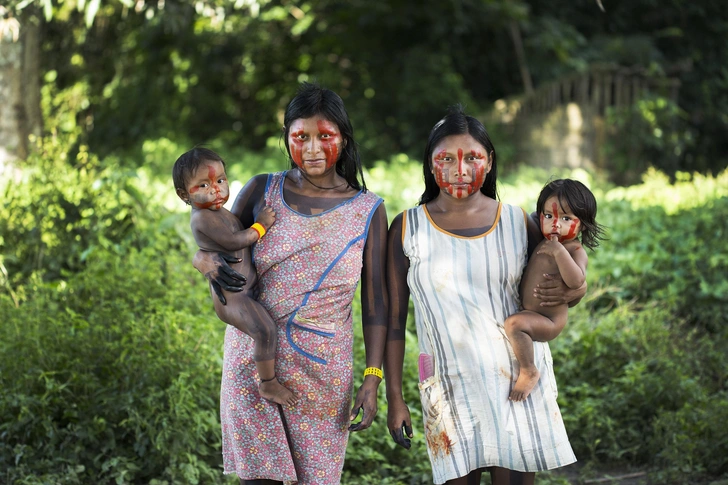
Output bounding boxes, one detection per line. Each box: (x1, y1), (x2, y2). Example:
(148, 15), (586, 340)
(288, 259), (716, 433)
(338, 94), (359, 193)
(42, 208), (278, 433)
(251, 318), (277, 349)
(505, 313), (523, 332)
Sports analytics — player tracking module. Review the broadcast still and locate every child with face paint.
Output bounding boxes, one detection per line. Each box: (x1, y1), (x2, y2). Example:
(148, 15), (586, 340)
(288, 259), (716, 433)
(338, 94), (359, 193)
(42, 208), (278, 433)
(191, 83), (388, 485)
(505, 179), (605, 402)
(173, 147), (297, 407)
(385, 106), (583, 485)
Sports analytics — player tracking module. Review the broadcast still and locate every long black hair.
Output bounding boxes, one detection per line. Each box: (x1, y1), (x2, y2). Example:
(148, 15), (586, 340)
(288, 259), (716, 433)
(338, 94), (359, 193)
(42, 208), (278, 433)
(282, 82), (366, 191)
(419, 105), (497, 205)
(536, 179), (607, 250)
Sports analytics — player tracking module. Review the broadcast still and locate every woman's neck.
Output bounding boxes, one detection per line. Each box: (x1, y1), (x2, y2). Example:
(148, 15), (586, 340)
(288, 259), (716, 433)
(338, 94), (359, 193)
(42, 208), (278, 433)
(428, 191), (493, 214)
(287, 168), (351, 196)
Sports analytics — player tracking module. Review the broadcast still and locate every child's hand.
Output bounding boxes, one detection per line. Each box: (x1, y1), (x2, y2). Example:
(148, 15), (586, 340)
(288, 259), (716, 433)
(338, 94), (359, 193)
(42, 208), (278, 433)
(256, 206), (276, 230)
(537, 236), (564, 257)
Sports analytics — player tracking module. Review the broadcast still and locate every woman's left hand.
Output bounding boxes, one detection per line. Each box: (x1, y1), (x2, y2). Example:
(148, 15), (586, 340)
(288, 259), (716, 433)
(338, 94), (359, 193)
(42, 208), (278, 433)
(348, 375), (380, 432)
(532, 273), (587, 307)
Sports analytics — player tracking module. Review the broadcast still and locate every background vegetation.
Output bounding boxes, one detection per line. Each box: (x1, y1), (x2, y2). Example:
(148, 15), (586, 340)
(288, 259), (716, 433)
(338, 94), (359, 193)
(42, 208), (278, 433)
(1, 0), (727, 484)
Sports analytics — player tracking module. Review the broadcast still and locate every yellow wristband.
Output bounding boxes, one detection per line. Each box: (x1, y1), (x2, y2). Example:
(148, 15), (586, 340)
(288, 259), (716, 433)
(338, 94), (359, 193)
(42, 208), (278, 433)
(363, 367), (383, 379)
(250, 222), (266, 240)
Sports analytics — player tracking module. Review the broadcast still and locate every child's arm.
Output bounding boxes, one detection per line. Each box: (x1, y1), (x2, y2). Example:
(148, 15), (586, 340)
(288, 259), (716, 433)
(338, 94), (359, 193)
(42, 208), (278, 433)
(537, 237), (588, 289)
(194, 206), (275, 252)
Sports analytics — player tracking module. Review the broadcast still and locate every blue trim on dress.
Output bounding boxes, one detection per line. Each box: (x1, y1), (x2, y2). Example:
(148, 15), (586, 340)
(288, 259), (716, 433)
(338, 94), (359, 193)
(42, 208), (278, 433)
(285, 193), (382, 364)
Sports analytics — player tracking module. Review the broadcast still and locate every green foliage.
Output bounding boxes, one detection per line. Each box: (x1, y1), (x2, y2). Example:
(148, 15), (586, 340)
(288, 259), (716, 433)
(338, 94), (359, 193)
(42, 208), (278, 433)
(0, 245), (230, 484)
(602, 95), (694, 184)
(0, 134), (177, 288)
(590, 169), (728, 330)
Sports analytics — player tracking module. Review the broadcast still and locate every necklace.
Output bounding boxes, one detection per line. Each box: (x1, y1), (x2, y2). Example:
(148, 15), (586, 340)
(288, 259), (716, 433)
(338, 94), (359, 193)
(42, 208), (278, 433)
(298, 170), (346, 190)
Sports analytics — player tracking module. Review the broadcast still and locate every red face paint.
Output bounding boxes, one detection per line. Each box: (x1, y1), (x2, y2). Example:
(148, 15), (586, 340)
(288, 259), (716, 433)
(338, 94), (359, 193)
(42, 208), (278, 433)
(287, 117), (343, 172)
(317, 119), (341, 169)
(564, 218), (580, 241)
(186, 161), (229, 211)
(289, 129), (305, 167)
(551, 202), (560, 233)
(540, 196), (581, 242)
(431, 139), (489, 200)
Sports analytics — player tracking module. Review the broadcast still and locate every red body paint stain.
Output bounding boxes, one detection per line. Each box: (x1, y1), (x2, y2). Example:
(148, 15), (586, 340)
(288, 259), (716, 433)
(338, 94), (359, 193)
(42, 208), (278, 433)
(427, 430), (454, 457)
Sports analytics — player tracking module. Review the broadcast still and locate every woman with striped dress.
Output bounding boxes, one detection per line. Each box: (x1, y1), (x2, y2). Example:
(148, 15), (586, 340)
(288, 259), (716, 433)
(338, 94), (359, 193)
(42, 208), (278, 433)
(385, 107), (584, 485)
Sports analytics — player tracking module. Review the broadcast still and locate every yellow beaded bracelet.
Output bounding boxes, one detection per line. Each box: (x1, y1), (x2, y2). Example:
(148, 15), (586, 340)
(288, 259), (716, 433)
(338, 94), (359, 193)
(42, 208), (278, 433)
(363, 367), (383, 379)
(250, 222), (266, 240)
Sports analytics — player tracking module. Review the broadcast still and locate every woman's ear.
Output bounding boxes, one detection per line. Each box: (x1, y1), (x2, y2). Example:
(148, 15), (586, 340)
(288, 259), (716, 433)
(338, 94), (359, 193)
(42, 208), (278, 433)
(486, 150), (495, 173)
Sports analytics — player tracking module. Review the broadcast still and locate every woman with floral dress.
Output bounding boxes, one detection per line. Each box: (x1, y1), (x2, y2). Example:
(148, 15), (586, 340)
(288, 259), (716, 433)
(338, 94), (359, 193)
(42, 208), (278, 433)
(195, 83), (387, 484)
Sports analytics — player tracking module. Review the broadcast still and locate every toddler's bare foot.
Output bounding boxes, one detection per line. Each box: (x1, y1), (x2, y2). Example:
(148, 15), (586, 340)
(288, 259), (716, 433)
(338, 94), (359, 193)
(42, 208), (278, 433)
(259, 378), (298, 407)
(509, 367), (540, 402)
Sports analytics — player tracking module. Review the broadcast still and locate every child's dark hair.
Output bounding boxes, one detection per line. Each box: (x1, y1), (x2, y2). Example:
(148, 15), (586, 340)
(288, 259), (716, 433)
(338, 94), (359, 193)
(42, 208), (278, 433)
(283, 82), (366, 191)
(419, 104), (498, 205)
(536, 179), (606, 250)
(172, 147), (225, 191)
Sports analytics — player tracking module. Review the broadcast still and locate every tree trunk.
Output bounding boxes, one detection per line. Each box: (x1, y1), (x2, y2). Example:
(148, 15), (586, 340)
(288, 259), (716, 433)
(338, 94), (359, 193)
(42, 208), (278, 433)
(0, 14), (42, 170)
(508, 20), (534, 96)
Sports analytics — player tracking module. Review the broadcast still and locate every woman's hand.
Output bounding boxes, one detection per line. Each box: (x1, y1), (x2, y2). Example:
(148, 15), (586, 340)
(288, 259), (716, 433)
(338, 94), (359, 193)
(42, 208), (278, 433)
(387, 397), (413, 449)
(532, 273), (587, 308)
(348, 375), (381, 432)
(192, 251), (246, 305)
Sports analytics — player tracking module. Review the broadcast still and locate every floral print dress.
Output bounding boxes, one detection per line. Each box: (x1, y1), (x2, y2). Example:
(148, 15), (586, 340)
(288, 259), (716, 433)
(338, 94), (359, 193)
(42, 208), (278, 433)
(220, 171), (382, 484)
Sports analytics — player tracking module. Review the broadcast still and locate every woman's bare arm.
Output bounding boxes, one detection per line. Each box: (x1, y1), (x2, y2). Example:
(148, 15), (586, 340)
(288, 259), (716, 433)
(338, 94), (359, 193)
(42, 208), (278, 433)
(384, 212), (413, 449)
(349, 202), (388, 432)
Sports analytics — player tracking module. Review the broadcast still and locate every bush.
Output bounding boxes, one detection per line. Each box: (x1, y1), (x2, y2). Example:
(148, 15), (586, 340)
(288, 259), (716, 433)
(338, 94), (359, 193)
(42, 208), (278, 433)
(590, 170), (728, 331)
(0, 245), (230, 484)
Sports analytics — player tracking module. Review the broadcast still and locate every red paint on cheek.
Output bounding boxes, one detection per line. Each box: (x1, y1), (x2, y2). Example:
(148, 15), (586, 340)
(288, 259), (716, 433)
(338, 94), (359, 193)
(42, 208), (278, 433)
(468, 162), (486, 194)
(188, 186), (199, 194)
(432, 154), (453, 194)
(318, 120), (340, 169)
(289, 130), (304, 166)
(565, 219), (580, 240)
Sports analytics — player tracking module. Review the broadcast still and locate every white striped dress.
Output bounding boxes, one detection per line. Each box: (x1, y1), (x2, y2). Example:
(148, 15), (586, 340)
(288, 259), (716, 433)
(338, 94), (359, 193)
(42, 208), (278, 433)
(403, 202), (576, 484)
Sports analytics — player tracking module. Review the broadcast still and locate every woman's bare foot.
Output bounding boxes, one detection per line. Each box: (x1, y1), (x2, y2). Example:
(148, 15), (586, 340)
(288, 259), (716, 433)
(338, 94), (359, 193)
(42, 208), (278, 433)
(259, 379), (298, 406)
(509, 366), (540, 402)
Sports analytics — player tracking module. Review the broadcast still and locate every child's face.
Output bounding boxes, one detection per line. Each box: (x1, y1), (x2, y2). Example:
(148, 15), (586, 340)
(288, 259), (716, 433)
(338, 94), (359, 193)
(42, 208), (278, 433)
(287, 115), (344, 175)
(181, 160), (229, 211)
(430, 134), (491, 199)
(540, 195), (581, 242)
